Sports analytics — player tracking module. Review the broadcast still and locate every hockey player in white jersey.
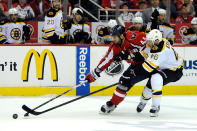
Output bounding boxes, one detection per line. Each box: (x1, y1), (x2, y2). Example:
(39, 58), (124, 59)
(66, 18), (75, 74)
(96, 19), (117, 44)
(127, 17), (150, 33)
(135, 29), (183, 117)
(0, 8), (31, 44)
(99, 29), (183, 117)
(182, 17), (197, 45)
(157, 9), (174, 45)
(63, 8), (92, 44)
(41, 0), (65, 44)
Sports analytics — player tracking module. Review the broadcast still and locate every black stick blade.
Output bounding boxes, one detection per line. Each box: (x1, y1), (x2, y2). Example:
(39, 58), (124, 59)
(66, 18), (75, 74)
(22, 105), (41, 116)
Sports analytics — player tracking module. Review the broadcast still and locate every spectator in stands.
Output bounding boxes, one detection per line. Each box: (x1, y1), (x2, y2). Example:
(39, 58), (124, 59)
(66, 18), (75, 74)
(118, 2), (134, 22)
(135, 1), (147, 17)
(13, 0), (35, 20)
(159, 0), (178, 21)
(0, 1), (8, 20)
(176, 4), (193, 24)
(142, 0), (160, 24)
(182, 17), (197, 45)
(63, 8), (92, 44)
(177, 0), (195, 16)
(69, 0), (79, 8)
(30, 0), (44, 20)
(101, 0), (124, 9)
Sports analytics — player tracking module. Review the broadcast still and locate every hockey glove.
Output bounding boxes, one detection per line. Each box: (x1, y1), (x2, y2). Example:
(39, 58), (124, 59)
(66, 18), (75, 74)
(114, 50), (130, 62)
(85, 68), (101, 83)
(151, 9), (159, 20)
(23, 25), (31, 41)
(63, 18), (72, 30)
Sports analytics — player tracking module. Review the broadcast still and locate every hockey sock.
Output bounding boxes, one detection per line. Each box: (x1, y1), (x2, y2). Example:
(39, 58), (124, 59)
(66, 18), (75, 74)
(110, 88), (126, 106)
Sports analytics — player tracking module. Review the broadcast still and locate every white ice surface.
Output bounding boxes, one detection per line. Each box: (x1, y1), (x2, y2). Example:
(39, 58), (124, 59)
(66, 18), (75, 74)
(1, 96), (197, 131)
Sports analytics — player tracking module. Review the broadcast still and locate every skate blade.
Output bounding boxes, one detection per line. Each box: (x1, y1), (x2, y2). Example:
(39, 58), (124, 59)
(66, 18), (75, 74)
(150, 113), (158, 117)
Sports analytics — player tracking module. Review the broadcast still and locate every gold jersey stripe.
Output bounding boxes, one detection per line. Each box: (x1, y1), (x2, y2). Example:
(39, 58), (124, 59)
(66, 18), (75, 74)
(142, 62), (153, 72)
(147, 60), (158, 68)
(44, 27), (55, 32)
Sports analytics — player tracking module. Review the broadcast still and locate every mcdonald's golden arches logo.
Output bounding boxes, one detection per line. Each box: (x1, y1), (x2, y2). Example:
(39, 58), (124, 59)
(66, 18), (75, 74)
(21, 49), (58, 81)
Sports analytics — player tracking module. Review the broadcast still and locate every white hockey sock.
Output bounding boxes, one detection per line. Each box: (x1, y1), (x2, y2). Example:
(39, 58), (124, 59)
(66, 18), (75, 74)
(151, 73), (163, 107)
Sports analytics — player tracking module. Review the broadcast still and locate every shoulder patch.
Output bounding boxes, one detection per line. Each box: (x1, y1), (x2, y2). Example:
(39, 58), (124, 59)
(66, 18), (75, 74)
(47, 8), (57, 17)
(98, 27), (110, 37)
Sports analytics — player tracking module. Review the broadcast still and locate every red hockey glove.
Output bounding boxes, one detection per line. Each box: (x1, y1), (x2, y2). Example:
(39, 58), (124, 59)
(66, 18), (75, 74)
(85, 68), (101, 83)
(86, 73), (96, 83)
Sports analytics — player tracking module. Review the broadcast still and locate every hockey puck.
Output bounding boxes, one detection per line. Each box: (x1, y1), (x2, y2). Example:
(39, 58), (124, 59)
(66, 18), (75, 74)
(13, 114), (18, 119)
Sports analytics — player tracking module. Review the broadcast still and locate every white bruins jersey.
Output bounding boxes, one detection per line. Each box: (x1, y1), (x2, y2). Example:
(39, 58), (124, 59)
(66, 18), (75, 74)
(42, 8), (65, 44)
(158, 24), (174, 41)
(96, 27), (112, 44)
(0, 21), (25, 44)
(141, 38), (183, 73)
(69, 23), (90, 39)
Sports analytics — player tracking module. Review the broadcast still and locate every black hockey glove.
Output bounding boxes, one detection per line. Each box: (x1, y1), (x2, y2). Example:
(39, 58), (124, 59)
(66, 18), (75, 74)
(189, 40), (197, 45)
(114, 50), (130, 62)
(48, 33), (59, 44)
(151, 9), (159, 21)
(63, 18), (72, 30)
(23, 25), (31, 41)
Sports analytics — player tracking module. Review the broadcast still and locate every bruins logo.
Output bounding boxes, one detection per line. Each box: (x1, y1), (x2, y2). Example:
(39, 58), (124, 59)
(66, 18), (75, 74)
(10, 28), (21, 40)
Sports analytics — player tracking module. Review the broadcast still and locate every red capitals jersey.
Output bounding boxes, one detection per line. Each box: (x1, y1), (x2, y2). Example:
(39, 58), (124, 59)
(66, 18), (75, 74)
(97, 31), (146, 71)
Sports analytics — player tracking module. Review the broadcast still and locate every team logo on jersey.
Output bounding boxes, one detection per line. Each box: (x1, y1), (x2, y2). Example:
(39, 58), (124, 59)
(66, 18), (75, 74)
(10, 28), (21, 40)
(105, 62), (124, 76)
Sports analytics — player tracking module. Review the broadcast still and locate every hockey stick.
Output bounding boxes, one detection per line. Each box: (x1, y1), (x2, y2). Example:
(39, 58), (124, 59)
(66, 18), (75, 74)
(22, 82), (118, 116)
(24, 80), (87, 117)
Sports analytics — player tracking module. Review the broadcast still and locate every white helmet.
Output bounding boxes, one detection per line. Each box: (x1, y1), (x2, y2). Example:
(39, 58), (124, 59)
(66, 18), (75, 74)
(132, 17), (143, 24)
(8, 8), (18, 15)
(191, 17), (197, 25)
(108, 19), (117, 28)
(158, 9), (166, 15)
(72, 8), (83, 16)
(146, 29), (163, 43)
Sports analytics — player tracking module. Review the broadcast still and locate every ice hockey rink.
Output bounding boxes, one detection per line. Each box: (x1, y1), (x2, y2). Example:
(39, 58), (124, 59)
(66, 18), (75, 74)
(1, 96), (197, 131)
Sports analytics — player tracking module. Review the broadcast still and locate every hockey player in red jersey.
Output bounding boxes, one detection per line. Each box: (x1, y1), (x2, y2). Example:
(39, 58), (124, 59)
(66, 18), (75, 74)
(85, 25), (146, 112)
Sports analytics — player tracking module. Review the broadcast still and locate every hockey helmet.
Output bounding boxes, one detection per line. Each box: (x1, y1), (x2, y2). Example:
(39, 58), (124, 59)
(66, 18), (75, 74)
(191, 17), (197, 25)
(111, 25), (125, 37)
(158, 9), (166, 15)
(72, 8), (83, 16)
(132, 17), (143, 24)
(108, 19), (117, 28)
(8, 8), (18, 15)
(146, 29), (162, 44)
